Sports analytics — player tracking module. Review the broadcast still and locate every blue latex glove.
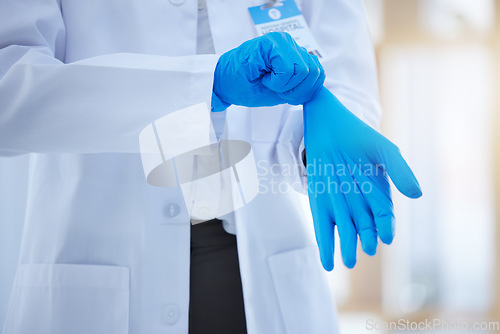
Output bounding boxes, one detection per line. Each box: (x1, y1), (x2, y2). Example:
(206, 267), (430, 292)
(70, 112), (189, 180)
(212, 32), (325, 111)
(303, 87), (422, 271)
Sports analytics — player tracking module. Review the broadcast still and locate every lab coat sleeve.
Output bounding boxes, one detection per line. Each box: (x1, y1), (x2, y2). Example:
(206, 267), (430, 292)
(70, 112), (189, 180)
(0, 0), (219, 155)
(310, 0), (382, 129)
(293, 0), (382, 178)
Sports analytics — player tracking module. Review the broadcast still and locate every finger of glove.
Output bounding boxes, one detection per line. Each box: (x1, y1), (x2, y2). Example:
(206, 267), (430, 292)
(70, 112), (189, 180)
(307, 176), (335, 271)
(278, 54), (325, 104)
(261, 43), (309, 92)
(355, 171), (395, 245)
(331, 181), (358, 269)
(379, 141), (422, 199)
(335, 161), (378, 256)
(213, 50), (262, 106)
(356, 206), (378, 256)
(338, 174), (378, 256)
(239, 82), (288, 107)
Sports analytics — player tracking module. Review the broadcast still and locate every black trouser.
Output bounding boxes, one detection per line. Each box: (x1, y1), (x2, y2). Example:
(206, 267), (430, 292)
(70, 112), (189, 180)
(189, 219), (247, 334)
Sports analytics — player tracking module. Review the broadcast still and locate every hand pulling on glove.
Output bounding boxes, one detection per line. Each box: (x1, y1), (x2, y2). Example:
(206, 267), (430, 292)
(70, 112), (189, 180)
(212, 32), (422, 272)
(212, 32), (325, 111)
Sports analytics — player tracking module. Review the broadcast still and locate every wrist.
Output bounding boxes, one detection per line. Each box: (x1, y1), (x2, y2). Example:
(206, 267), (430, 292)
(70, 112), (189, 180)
(211, 90), (231, 112)
(211, 56), (232, 112)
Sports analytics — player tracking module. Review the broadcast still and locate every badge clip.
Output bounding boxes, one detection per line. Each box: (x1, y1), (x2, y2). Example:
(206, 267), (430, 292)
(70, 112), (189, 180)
(262, 0), (283, 9)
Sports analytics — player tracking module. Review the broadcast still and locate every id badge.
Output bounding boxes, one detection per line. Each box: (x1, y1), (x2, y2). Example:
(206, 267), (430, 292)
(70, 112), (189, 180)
(248, 0), (324, 58)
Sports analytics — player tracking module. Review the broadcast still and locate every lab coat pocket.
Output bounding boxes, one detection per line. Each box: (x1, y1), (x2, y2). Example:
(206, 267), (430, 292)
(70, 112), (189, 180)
(3, 264), (130, 334)
(268, 247), (338, 334)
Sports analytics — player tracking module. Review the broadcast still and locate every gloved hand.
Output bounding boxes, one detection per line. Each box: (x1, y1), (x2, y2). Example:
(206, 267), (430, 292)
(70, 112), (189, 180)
(303, 87), (422, 271)
(212, 32), (325, 111)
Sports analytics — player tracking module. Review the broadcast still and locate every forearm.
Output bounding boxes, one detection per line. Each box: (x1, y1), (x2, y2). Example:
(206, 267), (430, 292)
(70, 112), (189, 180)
(0, 49), (218, 154)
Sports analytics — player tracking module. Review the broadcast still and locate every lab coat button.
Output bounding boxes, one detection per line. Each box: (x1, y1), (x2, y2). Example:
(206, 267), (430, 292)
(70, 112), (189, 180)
(163, 203), (180, 218)
(162, 304), (180, 325)
(169, 0), (185, 6)
(198, 0), (206, 10)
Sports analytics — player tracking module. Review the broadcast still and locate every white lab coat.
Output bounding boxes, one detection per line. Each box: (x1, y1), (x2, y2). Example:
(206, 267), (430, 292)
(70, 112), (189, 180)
(0, 0), (381, 333)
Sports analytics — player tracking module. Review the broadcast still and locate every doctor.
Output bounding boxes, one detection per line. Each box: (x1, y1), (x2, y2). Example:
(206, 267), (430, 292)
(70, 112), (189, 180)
(0, 0), (390, 333)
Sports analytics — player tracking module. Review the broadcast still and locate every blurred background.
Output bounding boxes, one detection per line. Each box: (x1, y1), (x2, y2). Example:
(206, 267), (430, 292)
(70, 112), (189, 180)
(0, 0), (498, 332)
